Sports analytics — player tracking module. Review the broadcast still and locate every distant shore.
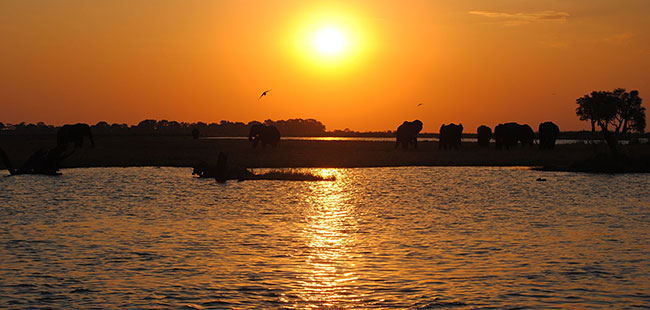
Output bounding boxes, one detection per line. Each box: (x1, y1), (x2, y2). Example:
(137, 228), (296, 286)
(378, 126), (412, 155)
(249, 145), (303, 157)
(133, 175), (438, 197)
(1, 134), (649, 171)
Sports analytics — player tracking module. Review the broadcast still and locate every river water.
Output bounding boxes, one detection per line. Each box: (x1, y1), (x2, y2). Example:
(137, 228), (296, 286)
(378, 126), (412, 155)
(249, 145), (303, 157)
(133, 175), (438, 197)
(1, 167), (649, 309)
(202, 136), (649, 145)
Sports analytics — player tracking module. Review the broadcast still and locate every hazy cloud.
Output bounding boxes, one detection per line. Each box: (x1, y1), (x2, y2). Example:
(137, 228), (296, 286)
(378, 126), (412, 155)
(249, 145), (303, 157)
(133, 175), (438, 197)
(539, 41), (569, 48)
(601, 33), (636, 45)
(469, 10), (570, 26)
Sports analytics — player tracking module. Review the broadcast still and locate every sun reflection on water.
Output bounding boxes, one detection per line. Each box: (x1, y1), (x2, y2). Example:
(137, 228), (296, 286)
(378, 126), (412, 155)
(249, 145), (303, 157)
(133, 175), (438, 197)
(316, 168), (339, 181)
(289, 169), (362, 309)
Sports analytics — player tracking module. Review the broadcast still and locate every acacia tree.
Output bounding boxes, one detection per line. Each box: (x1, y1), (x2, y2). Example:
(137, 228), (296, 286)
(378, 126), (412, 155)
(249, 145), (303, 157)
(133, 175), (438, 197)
(616, 89), (645, 133)
(576, 88), (646, 154)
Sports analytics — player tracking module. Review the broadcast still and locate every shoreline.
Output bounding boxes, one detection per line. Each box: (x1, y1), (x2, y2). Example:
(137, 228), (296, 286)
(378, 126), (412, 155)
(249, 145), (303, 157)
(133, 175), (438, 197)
(1, 134), (649, 172)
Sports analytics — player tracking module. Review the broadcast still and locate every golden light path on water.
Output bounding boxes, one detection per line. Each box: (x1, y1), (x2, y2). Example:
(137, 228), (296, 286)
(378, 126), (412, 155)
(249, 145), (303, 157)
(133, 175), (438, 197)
(291, 169), (361, 308)
(2, 167), (650, 308)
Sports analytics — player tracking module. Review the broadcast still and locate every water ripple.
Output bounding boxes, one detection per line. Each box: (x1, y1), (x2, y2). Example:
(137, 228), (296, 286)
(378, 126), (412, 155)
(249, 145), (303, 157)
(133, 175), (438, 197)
(0, 167), (649, 308)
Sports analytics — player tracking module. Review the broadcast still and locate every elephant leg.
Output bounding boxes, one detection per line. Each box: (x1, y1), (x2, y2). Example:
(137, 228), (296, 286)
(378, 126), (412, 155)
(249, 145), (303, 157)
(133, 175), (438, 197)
(16, 149), (48, 174)
(0, 147), (17, 175)
(215, 152), (228, 183)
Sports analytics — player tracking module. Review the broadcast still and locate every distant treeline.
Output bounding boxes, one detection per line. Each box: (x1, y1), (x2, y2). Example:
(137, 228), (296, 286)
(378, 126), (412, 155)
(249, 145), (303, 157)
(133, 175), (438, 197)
(0, 119), (328, 137)
(0, 119), (647, 140)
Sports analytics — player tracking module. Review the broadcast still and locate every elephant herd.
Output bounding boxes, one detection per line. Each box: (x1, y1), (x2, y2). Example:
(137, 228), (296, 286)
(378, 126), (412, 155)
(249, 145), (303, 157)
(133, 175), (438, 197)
(248, 120), (559, 151)
(494, 121), (560, 150)
(395, 120), (560, 150)
(243, 119), (561, 151)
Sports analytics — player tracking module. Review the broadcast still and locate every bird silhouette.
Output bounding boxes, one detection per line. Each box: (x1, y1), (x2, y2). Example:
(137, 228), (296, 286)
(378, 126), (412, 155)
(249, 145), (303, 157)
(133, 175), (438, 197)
(417, 103), (423, 107)
(259, 89), (272, 99)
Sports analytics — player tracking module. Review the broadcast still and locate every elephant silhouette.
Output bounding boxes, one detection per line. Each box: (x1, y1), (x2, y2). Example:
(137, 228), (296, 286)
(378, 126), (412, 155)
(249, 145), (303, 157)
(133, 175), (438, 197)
(193, 161), (216, 178)
(192, 153), (255, 182)
(248, 124), (280, 149)
(57, 123), (94, 149)
(395, 120), (423, 149)
(538, 121), (560, 150)
(439, 123), (463, 149)
(0, 146), (74, 176)
(477, 125), (492, 147)
(494, 122), (534, 150)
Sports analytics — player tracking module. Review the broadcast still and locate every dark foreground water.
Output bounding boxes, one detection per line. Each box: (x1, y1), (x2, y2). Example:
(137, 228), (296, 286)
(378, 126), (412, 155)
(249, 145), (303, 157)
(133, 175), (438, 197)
(1, 167), (649, 309)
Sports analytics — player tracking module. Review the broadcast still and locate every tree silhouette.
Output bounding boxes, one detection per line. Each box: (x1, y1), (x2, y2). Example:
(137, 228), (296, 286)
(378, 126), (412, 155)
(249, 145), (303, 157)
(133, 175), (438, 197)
(136, 119), (157, 132)
(577, 88), (645, 134)
(576, 88), (646, 154)
(617, 90), (645, 133)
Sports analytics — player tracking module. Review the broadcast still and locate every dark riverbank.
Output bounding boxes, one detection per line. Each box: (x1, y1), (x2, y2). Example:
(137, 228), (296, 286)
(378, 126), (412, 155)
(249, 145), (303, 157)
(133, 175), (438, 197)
(538, 153), (650, 173)
(1, 134), (649, 170)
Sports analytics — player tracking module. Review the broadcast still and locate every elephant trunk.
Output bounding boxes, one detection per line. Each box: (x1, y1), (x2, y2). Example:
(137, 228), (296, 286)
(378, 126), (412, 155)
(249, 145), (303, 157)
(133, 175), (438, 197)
(248, 129), (256, 142)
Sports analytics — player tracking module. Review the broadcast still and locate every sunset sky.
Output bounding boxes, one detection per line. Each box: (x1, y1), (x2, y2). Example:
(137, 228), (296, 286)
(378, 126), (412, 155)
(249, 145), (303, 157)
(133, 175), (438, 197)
(1, 0), (649, 132)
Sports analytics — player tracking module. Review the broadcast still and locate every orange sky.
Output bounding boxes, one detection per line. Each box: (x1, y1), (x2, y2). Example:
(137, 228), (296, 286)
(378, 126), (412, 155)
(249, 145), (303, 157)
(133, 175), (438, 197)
(1, 1), (649, 132)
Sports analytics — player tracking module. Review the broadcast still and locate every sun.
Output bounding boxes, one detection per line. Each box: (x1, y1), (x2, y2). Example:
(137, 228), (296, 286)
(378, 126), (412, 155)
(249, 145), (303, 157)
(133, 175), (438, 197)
(312, 27), (347, 56)
(286, 7), (374, 72)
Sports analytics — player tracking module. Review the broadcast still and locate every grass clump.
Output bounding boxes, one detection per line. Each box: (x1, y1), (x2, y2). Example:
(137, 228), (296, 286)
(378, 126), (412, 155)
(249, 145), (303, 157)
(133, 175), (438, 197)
(252, 169), (336, 181)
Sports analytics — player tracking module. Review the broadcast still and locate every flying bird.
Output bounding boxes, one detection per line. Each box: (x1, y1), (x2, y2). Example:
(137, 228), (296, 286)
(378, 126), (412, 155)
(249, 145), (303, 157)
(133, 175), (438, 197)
(259, 89), (272, 99)
(417, 103), (423, 107)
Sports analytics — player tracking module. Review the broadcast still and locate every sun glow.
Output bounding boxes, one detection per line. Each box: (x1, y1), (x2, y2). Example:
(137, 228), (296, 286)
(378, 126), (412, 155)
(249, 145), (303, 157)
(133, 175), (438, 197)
(312, 27), (347, 56)
(286, 7), (374, 73)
